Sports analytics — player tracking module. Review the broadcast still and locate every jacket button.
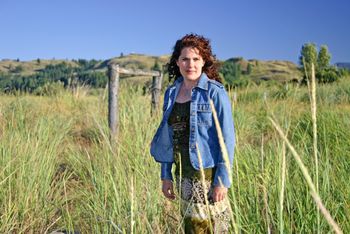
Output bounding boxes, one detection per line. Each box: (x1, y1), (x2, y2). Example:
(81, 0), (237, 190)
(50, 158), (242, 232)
(191, 144), (196, 149)
(191, 127), (195, 132)
(191, 111), (195, 116)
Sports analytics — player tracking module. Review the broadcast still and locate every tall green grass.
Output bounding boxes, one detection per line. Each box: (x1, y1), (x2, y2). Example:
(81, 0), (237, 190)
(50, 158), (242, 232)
(0, 77), (349, 233)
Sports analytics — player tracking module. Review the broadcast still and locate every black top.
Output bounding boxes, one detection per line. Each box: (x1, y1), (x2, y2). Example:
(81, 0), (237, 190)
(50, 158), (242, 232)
(168, 101), (191, 147)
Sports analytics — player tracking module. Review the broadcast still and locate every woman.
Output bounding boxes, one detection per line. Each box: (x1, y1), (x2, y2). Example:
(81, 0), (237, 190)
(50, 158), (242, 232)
(150, 34), (235, 233)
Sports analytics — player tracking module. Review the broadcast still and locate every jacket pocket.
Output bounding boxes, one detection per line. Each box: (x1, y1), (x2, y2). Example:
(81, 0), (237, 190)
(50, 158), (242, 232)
(197, 103), (212, 126)
(197, 113), (212, 127)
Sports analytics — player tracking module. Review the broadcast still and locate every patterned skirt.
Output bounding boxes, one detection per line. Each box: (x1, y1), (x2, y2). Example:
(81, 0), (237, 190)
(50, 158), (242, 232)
(174, 147), (231, 233)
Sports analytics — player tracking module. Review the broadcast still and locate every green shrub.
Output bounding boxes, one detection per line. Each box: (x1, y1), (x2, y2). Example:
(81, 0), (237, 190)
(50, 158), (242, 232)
(317, 66), (341, 83)
(272, 84), (293, 99)
(33, 81), (65, 96)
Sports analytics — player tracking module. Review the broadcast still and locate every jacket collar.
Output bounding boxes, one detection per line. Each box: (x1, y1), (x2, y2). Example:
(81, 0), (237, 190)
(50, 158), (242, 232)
(173, 73), (209, 91)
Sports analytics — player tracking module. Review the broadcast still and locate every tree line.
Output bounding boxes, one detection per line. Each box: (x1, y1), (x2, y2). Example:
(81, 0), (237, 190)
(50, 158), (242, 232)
(1, 44), (349, 95)
(0, 60), (108, 95)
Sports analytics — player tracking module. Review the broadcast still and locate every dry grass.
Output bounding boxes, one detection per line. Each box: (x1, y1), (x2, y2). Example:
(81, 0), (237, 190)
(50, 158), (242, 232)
(0, 76), (349, 232)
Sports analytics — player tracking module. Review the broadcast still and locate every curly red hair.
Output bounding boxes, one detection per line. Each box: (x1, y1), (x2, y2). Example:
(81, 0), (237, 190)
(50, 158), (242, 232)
(168, 34), (221, 83)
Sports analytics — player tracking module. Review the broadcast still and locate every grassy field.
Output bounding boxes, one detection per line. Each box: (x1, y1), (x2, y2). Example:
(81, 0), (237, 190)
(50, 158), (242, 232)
(0, 77), (349, 233)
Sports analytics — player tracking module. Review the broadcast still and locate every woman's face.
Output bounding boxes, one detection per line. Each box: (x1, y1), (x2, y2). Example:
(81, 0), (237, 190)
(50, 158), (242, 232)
(176, 47), (205, 83)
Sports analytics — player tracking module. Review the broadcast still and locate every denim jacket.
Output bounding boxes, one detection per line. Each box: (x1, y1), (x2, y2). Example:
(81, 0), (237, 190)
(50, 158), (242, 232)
(150, 73), (235, 187)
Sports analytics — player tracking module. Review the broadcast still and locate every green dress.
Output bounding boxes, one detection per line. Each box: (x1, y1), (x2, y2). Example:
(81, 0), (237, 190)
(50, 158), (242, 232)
(168, 101), (230, 234)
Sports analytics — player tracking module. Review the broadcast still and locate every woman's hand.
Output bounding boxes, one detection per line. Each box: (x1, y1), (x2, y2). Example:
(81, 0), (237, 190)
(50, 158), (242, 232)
(162, 180), (175, 200)
(212, 186), (228, 202)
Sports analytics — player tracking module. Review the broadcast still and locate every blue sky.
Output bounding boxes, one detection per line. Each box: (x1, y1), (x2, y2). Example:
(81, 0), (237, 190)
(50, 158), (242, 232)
(1, 0), (349, 64)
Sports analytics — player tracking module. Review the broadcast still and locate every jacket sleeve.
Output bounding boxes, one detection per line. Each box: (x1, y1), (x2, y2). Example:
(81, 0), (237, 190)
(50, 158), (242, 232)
(160, 88), (173, 181)
(161, 163), (173, 180)
(212, 88), (235, 188)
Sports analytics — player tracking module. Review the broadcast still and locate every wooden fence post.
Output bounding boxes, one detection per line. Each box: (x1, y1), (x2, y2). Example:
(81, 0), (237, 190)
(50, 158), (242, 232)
(108, 63), (119, 141)
(151, 72), (163, 115)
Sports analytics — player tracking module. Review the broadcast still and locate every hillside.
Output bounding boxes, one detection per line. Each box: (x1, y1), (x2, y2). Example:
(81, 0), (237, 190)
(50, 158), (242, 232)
(247, 59), (302, 82)
(224, 57), (302, 83)
(106, 53), (170, 71)
(0, 59), (79, 76)
(336, 62), (350, 70)
(0, 54), (170, 74)
(0, 54), (302, 83)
